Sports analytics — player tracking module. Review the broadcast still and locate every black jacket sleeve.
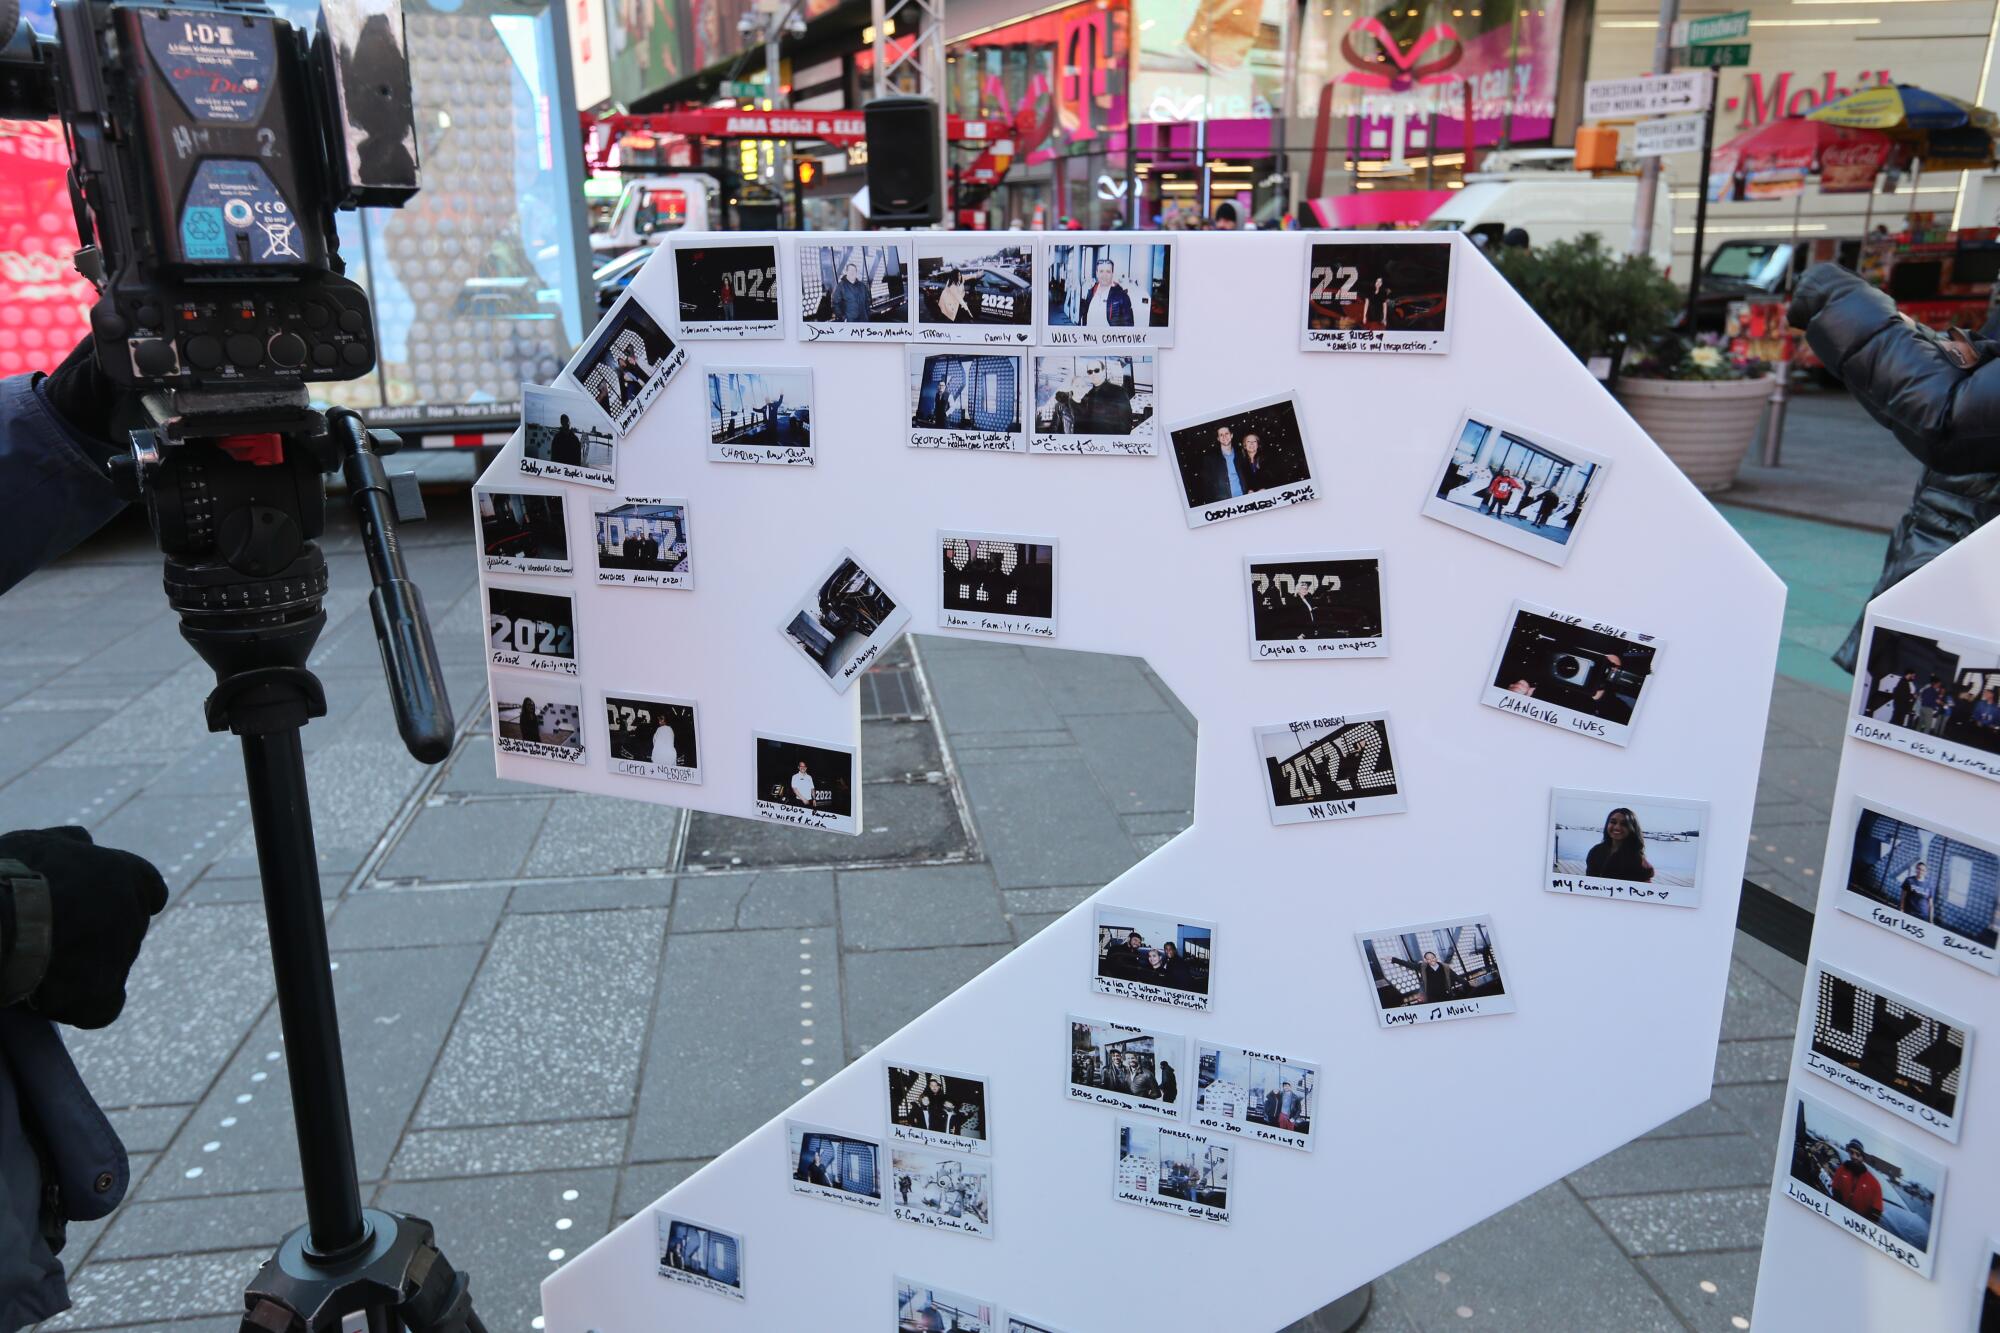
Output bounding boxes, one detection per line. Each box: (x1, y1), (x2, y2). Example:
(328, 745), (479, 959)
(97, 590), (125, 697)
(1789, 263), (2000, 476)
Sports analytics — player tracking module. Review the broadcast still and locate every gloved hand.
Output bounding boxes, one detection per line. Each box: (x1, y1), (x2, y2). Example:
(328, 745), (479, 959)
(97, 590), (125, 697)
(1787, 262), (1865, 333)
(38, 337), (142, 470)
(0, 827), (168, 1029)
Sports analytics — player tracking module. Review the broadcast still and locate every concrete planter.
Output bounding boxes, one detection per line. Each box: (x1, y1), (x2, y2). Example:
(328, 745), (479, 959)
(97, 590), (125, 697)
(1613, 373), (1773, 494)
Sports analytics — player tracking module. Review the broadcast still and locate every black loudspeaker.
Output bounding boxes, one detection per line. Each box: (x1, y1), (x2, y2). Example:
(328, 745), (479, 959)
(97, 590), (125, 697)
(864, 95), (942, 226)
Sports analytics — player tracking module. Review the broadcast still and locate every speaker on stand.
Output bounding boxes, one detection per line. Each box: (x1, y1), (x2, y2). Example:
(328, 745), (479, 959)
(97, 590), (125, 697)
(863, 95), (943, 227)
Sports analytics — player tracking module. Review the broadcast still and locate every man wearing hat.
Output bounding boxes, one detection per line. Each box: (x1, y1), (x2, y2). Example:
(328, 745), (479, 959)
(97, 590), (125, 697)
(1829, 1137), (1884, 1222)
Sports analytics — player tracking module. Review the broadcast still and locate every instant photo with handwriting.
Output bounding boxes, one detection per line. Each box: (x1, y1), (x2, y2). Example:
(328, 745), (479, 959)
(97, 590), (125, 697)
(1166, 392), (1316, 529)
(654, 1213), (742, 1301)
(1030, 352), (1157, 455)
(1849, 616), (2000, 783)
(897, 1278), (994, 1333)
(1245, 553), (1385, 659)
(1300, 238), (1453, 353)
(887, 1065), (990, 1155)
(1194, 1043), (1317, 1152)
(753, 733), (858, 836)
(798, 240), (911, 340)
(938, 533), (1055, 639)
(908, 348), (1027, 451)
(1483, 602), (1661, 747)
(492, 676), (584, 765)
(706, 367), (813, 466)
(1838, 798), (2000, 974)
(1804, 961), (1969, 1144)
(785, 1120), (883, 1210)
(1547, 789), (1708, 908)
(1255, 714), (1404, 824)
(1068, 1015), (1185, 1119)
(593, 498), (691, 589)
(486, 585), (579, 676)
(780, 550), (911, 693)
(1421, 412), (1606, 566)
(519, 383), (617, 489)
(1112, 1117), (1231, 1225)
(888, 1145), (993, 1239)
(671, 240), (782, 338)
(1041, 240), (1175, 347)
(1093, 905), (1213, 1011)
(563, 289), (686, 434)
(1356, 915), (1514, 1027)
(476, 488), (570, 577)
(1780, 1090), (1946, 1278)
(604, 692), (699, 785)
(913, 239), (1035, 343)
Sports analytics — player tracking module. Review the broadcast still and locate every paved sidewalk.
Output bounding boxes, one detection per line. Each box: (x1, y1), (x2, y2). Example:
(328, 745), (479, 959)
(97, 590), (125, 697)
(4, 477), (1871, 1330)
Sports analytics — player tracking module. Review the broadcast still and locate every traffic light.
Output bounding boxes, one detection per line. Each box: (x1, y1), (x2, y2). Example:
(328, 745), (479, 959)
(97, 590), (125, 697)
(797, 159), (817, 186)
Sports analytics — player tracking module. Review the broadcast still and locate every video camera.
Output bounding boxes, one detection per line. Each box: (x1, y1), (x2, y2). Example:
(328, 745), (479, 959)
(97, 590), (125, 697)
(0, 0), (418, 392)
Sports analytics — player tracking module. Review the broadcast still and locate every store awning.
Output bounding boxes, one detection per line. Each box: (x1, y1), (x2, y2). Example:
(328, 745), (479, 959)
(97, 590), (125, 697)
(1306, 190), (1455, 229)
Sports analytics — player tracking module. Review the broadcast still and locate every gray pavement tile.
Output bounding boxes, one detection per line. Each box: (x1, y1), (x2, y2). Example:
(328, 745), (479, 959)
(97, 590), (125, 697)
(104, 1105), (191, 1155)
(0, 607), (143, 668)
(390, 1118), (627, 1179)
(1639, 1250), (1763, 1333)
(632, 928), (840, 1161)
(1715, 1038), (1792, 1086)
(417, 911), (666, 1127)
(146, 944), (482, 1198)
(1767, 676), (1849, 736)
(1714, 1083), (1788, 1151)
(149, 740), (271, 798)
(837, 864), (1009, 949)
(0, 710), (112, 783)
(616, 1160), (706, 1224)
(1720, 957), (1807, 1041)
(1382, 1183), (1683, 1331)
(295, 734), (439, 850)
(1065, 711), (1196, 815)
(946, 729), (1076, 751)
(1121, 810), (1194, 835)
(1284, 1282), (1418, 1333)
(0, 764), (156, 833)
(50, 663), (214, 769)
(1021, 646), (1172, 716)
(506, 876), (675, 914)
(201, 838), (365, 883)
(843, 944), (1010, 1057)
(1587, 1187), (1772, 1256)
(1132, 832), (1179, 856)
(669, 870), (834, 931)
(178, 874), (342, 906)
(1730, 933), (1807, 1004)
(66, 904), (274, 1107)
(378, 798), (549, 882)
(521, 794), (681, 876)
(39, 1247), (267, 1329)
(328, 884), (509, 950)
(0, 562), (152, 611)
(374, 1166), (618, 1332)
(1565, 1133), (1777, 1199)
(1012, 912), (1064, 941)
(862, 718), (944, 778)
(94, 1189), (306, 1261)
(88, 794), (251, 890)
(956, 753), (1141, 889)
(1639, 1099), (1740, 1141)
(1001, 885), (1097, 914)
(922, 645), (1061, 734)
(683, 779), (970, 869)
(436, 736), (521, 796)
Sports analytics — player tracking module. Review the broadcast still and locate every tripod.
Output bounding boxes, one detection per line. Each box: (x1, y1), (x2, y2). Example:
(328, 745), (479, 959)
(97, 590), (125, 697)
(117, 386), (485, 1333)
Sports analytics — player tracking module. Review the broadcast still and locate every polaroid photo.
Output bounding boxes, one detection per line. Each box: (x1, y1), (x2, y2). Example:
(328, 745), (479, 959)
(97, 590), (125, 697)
(1837, 797), (2000, 975)
(476, 487), (570, 577)
(654, 1212), (743, 1302)
(1041, 240), (1176, 348)
(1779, 1089), (1946, 1278)
(1356, 915), (1516, 1028)
(1300, 237), (1454, 353)
(784, 1120), (883, 1211)
(908, 348), (1027, 452)
(797, 240), (911, 341)
(1980, 1240), (2000, 1330)
(887, 1065), (990, 1155)
(896, 1278), (995, 1333)
(1421, 412), (1608, 567)
(593, 498), (691, 590)
(1030, 352), (1157, 455)
(518, 383), (617, 490)
(1092, 905), (1213, 1012)
(1245, 552), (1385, 660)
(604, 692), (700, 786)
(670, 239), (782, 339)
(562, 289), (687, 435)
(780, 549), (911, 692)
(1483, 601), (1663, 747)
(912, 238), (1035, 344)
(1804, 961), (1970, 1144)
(938, 533), (1056, 640)
(1112, 1117), (1231, 1225)
(753, 732), (859, 836)
(1165, 392), (1317, 529)
(706, 367), (813, 466)
(1193, 1042), (1318, 1153)
(1007, 1320), (1074, 1333)
(1068, 1015), (1185, 1120)
(1849, 616), (2000, 784)
(888, 1145), (993, 1240)
(1547, 789), (1710, 908)
(1255, 714), (1405, 825)
(486, 584), (579, 676)
(492, 675), (584, 765)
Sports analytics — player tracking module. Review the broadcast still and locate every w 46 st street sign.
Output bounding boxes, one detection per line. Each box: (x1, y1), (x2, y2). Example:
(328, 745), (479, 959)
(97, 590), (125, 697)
(1584, 71), (1713, 120)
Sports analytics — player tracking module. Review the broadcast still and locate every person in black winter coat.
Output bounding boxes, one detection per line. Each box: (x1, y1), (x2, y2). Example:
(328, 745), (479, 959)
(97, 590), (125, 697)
(1789, 264), (2000, 672)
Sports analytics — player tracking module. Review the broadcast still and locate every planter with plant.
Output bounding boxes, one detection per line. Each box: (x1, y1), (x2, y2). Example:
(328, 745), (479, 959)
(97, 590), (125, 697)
(1491, 236), (1773, 493)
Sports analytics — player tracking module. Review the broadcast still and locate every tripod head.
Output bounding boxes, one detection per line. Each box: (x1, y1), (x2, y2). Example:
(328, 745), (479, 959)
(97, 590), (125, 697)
(115, 386), (454, 761)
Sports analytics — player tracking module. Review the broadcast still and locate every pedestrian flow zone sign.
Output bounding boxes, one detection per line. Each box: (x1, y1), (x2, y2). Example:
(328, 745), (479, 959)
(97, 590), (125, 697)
(1633, 114), (1707, 157)
(1584, 71), (1712, 120)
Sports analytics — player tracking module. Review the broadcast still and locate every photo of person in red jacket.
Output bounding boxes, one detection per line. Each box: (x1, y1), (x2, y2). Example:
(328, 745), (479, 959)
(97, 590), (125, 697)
(1829, 1138), (1884, 1222)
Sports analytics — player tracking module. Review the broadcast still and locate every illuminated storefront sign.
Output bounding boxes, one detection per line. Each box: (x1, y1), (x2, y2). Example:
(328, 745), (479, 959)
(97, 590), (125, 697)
(1130, 0), (1290, 123)
(949, 0), (1130, 167)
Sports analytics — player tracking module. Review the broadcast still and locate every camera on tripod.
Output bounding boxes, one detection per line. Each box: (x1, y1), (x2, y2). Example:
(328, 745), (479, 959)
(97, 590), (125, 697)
(0, 0), (418, 391)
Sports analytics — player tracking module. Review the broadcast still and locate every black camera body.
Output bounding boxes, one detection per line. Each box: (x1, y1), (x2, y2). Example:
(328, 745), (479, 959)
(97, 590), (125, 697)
(3, 0), (418, 392)
(1543, 644), (1644, 698)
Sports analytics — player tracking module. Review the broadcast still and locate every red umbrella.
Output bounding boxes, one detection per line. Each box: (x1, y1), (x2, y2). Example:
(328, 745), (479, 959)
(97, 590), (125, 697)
(1708, 117), (1895, 202)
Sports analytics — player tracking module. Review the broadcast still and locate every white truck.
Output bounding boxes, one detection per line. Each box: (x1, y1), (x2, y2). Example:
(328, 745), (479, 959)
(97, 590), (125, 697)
(590, 174), (719, 256)
(1421, 150), (1676, 274)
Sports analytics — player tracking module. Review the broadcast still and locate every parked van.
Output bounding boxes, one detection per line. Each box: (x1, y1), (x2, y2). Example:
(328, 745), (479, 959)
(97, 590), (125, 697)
(590, 174), (718, 256)
(1421, 150), (1676, 273)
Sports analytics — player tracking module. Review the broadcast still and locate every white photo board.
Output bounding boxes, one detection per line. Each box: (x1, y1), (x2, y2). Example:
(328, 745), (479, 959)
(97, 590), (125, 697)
(471, 234), (1786, 1332)
(1752, 521), (2000, 1331)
